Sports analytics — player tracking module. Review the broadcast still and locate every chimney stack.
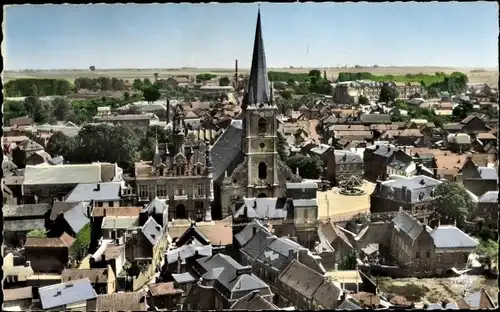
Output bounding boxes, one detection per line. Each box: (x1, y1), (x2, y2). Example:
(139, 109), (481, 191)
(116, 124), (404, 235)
(252, 225), (257, 236)
(166, 99), (171, 123)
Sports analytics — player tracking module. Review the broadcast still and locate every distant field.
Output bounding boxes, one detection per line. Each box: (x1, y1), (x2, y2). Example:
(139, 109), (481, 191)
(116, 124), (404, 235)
(3, 66), (498, 85)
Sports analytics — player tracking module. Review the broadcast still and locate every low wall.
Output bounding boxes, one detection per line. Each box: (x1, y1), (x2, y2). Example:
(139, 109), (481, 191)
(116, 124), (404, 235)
(360, 264), (409, 278)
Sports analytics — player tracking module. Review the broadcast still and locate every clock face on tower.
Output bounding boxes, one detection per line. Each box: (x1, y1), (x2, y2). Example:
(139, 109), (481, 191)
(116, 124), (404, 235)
(260, 111), (266, 117)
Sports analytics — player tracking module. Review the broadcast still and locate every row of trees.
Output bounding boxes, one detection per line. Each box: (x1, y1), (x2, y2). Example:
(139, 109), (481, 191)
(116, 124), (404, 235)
(45, 124), (164, 172)
(5, 78), (74, 97)
(74, 77), (127, 91)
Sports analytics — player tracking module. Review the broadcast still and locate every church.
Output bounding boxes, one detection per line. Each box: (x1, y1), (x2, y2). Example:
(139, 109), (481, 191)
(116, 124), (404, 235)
(210, 9), (302, 219)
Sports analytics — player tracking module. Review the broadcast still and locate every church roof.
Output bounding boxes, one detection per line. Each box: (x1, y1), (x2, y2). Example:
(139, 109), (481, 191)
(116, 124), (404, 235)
(242, 8), (270, 109)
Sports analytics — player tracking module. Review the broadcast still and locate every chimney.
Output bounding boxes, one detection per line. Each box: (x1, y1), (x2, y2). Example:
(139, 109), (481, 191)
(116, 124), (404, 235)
(433, 168), (438, 179)
(177, 252), (182, 274)
(236, 265), (252, 276)
(252, 225), (257, 236)
(166, 99), (171, 122)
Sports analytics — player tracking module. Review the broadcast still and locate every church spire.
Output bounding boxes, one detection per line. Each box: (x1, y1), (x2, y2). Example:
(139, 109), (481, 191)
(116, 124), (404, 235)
(242, 7), (270, 109)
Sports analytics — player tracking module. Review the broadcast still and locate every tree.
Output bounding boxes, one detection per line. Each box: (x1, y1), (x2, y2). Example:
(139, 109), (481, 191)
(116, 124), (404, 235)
(196, 73), (217, 83)
(280, 90), (293, 100)
(219, 76), (231, 86)
(276, 131), (288, 161)
(69, 223), (91, 262)
(52, 97), (71, 121)
(286, 154), (323, 179)
(287, 78), (296, 86)
(476, 239), (498, 270)
(143, 78), (152, 86)
(339, 250), (358, 270)
(23, 96), (51, 123)
(89, 65), (96, 71)
(358, 95), (369, 105)
(378, 85), (399, 103)
(27, 229), (47, 238)
(132, 78), (143, 90)
(309, 69), (321, 81)
(142, 85), (161, 102)
(295, 82), (309, 95)
(3, 100), (28, 125)
(434, 181), (476, 227)
(124, 91), (130, 101)
(273, 82), (287, 90)
(323, 70), (328, 81)
(46, 132), (76, 159)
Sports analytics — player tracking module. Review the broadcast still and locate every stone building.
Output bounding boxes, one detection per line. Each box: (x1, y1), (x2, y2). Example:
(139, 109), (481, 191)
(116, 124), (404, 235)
(134, 106), (214, 222)
(210, 9), (300, 219)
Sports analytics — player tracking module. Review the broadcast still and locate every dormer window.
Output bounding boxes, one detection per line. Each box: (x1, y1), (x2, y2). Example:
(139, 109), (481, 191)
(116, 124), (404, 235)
(418, 192), (425, 200)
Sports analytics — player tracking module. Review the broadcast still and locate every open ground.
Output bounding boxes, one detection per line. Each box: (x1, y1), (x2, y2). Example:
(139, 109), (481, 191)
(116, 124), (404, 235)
(3, 67), (498, 85)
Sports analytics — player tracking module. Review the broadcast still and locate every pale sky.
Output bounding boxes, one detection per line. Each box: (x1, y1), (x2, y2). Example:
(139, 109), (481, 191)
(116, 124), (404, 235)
(4, 2), (498, 70)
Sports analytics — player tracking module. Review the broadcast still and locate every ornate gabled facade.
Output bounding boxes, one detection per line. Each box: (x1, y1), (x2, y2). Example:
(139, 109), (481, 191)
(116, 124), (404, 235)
(210, 9), (300, 218)
(134, 105), (214, 222)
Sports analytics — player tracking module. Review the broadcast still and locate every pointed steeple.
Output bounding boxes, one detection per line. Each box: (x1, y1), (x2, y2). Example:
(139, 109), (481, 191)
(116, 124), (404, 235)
(242, 8), (270, 109)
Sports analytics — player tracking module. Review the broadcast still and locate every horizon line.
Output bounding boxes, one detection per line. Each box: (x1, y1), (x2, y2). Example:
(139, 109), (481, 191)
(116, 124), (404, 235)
(4, 65), (498, 72)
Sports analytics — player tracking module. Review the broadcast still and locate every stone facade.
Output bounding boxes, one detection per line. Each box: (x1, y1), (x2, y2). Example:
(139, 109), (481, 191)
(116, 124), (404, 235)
(134, 107), (214, 221)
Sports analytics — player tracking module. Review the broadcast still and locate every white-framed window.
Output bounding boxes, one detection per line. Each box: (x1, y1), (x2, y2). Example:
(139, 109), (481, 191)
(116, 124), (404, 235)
(176, 185), (186, 196)
(156, 184), (167, 199)
(139, 185), (148, 199)
(197, 184), (205, 197)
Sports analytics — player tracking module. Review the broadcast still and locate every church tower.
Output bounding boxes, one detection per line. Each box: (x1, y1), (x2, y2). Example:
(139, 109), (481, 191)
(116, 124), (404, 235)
(241, 8), (279, 198)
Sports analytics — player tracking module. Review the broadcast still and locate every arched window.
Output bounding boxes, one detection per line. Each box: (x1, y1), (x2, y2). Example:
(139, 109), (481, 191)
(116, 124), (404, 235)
(258, 117), (267, 134)
(258, 193), (267, 198)
(258, 162), (267, 180)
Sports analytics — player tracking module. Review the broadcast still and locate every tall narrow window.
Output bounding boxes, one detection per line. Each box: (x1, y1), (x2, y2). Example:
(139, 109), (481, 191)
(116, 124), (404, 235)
(258, 117), (267, 134)
(197, 184), (205, 197)
(156, 184), (167, 199)
(258, 162), (267, 179)
(139, 185), (149, 199)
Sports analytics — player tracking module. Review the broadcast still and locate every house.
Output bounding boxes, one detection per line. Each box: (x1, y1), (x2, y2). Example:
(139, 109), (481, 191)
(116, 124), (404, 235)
(3, 287), (34, 312)
(2, 253), (35, 289)
(51, 200), (91, 237)
(65, 182), (123, 208)
(285, 182), (318, 200)
(475, 191), (498, 229)
(381, 129), (424, 146)
(147, 282), (184, 310)
(370, 175), (441, 214)
(8, 115), (33, 127)
(456, 289), (498, 310)
(141, 197), (169, 228)
(390, 210), (478, 277)
(168, 220), (233, 248)
(309, 144), (335, 180)
(363, 144), (413, 182)
(91, 291), (148, 312)
(359, 114), (391, 125)
(62, 266), (116, 295)
(3, 203), (50, 247)
(332, 150), (364, 186)
(444, 115), (491, 134)
(22, 162), (123, 202)
(446, 133), (471, 153)
(460, 156), (497, 196)
(89, 242), (127, 277)
(354, 222), (391, 257)
(38, 278), (97, 311)
(191, 253), (274, 310)
(125, 216), (167, 290)
(386, 160), (434, 178)
(10, 138), (46, 168)
(230, 290), (280, 310)
(318, 221), (355, 263)
(24, 232), (75, 273)
(92, 113), (158, 128)
(277, 259), (341, 309)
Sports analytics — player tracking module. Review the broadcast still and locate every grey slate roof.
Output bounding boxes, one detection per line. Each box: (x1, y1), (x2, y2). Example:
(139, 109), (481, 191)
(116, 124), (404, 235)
(63, 201), (91, 234)
(171, 272), (197, 284)
(196, 253), (272, 299)
(234, 219), (272, 247)
(234, 197), (289, 219)
(377, 175), (442, 203)
(142, 197), (169, 214)
(242, 9), (270, 109)
(230, 290), (279, 310)
(65, 182), (122, 202)
(101, 216), (140, 229)
(256, 237), (306, 270)
(38, 278), (97, 310)
(310, 144), (332, 156)
(166, 244), (212, 264)
(337, 298), (362, 310)
(23, 164), (102, 185)
(477, 167), (497, 180)
(335, 150), (363, 163)
(51, 201), (87, 220)
(141, 217), (163, 245)
(479, 191), (498, 203)
(360, 114), (391, 124)
(426, 302), (459, 310)
(48, 156), (65, 165)
(429, 225), (478, 249)
(210, 120), (243, 181)
(392, 210), (425, 242)
(3, 203), (50, 218)
(241, 230), (275, 260)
